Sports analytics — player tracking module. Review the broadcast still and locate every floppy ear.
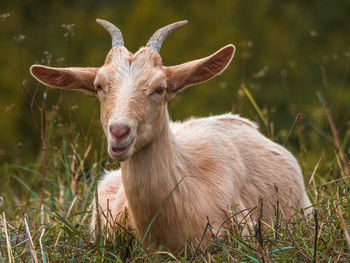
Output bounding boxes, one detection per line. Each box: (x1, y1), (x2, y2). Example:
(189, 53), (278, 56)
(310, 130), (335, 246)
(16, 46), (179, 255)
(30, 65), (99, 94)
(164, 44), (235, 99)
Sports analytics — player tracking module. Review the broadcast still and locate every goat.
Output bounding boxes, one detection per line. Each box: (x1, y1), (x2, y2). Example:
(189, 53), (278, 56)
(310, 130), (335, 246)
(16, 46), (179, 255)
(30, 19), (312, 251)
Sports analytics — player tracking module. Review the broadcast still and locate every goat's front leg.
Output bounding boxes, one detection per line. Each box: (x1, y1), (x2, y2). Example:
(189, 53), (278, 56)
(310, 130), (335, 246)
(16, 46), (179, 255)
(91, 170), (133, 237)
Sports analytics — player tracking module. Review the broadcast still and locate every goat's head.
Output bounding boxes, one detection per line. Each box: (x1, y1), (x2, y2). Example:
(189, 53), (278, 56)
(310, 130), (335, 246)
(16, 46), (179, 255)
(30, 19), (235, 161)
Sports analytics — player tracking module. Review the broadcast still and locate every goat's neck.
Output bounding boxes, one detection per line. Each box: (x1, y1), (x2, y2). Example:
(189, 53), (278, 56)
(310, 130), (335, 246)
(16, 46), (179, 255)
(121, 113), (183, 220)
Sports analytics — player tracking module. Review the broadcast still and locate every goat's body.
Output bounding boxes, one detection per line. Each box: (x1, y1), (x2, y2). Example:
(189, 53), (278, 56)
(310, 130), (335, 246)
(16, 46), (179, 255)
(94, 113), (311, 250)
(31, 19), (311, 253)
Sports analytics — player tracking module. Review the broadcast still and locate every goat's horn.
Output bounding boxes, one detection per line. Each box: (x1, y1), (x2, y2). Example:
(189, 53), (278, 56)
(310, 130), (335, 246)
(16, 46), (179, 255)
(96, 18), (124, 47)
(146, 20), (188, 52)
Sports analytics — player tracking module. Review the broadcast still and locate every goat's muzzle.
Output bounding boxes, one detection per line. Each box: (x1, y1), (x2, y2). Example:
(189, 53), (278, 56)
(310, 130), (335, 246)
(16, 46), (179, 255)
(108, 122), (134, 160)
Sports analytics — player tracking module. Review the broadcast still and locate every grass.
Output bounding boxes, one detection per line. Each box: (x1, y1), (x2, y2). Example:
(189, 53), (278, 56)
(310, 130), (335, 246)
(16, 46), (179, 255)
(0, 15), (350, 262)
(0, 150), (349, 262)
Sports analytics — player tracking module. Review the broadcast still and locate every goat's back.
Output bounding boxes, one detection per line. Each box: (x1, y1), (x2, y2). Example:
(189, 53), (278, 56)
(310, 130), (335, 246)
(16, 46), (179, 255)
(171, 113), (310, 219)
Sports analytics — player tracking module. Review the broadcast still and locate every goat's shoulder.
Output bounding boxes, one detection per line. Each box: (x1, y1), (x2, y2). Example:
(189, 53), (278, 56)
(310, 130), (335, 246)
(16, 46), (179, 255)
(98, 169), (123, 195)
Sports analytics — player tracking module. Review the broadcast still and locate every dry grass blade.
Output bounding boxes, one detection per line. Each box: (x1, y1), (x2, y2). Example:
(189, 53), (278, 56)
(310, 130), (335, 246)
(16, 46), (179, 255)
(131, 251), (180, 262)
(317, 91), (349, 176)
(24, 215), (39, 263)
(283, 112), (301, 146)
(53, 196), (78, 250)
(2, 212), (14, 263)
(190, 221), (210, 261)
(39, 227), (46, 263)
(94, 180), (102, 244)
(309, 158), (321, 203)
(82, 202), (93, 223)
(321, 175), (350, 186)
(312, 210), (319, 263)
(309, 158), (322, 186)
(336, 206), (350, 249)
(39, 91), (49, 214)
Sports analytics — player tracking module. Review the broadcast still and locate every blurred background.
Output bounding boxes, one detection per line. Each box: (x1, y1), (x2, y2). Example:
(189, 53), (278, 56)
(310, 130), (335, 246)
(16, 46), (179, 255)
(0, 0), (349, 181)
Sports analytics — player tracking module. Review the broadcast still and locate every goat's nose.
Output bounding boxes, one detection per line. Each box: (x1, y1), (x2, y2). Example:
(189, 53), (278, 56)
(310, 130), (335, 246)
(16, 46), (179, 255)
(109, 122), (130, 140)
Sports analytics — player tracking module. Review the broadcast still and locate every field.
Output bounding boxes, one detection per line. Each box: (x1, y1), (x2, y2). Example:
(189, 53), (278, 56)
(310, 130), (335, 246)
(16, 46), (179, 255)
(1, 2), (350, 262)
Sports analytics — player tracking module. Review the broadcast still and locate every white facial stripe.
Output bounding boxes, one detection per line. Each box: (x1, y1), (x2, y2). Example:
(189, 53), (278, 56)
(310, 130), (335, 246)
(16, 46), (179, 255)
(112, 75), (134, 120)
(118, 59), (131, 77)
(106, 47), (163, 124)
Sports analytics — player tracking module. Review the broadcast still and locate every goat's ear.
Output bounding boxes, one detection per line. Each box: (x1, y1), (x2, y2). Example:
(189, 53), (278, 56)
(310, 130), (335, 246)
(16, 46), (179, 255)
(164, 44), (235, 99)
(30, 65), (99, 94)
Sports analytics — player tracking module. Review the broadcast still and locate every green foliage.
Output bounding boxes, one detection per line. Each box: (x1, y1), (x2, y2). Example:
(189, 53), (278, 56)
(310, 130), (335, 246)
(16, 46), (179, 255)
(1, 0), (349, 164)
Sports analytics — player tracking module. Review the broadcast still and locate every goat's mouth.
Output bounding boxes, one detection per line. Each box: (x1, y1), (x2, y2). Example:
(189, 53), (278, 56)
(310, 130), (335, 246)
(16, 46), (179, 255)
(108, 139), (134, 159)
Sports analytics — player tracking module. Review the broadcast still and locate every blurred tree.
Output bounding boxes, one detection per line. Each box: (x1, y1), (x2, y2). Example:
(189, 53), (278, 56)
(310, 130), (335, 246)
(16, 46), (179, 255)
(0, 0), (349, 164)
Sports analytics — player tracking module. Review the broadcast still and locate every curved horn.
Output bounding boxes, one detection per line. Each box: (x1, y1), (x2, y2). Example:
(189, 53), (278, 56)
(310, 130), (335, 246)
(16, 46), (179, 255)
(96, 18), (124, 47)
(146, 20), (188, 52)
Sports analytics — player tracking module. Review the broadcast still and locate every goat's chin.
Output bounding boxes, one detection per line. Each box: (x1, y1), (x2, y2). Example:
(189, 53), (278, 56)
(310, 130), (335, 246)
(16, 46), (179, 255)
(108, 141), (135, 162)
(111, 154), (131, 162)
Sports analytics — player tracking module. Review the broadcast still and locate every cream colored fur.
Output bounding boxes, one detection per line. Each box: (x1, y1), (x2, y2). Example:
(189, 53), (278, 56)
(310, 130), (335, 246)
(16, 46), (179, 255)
(30, 27), (312, 252)
(94, 113), (311, 250)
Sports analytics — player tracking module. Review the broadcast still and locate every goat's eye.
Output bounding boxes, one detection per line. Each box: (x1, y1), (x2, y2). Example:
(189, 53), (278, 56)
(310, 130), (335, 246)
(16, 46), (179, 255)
(150, 87), (165, 97)
(96, 85), (104, 93)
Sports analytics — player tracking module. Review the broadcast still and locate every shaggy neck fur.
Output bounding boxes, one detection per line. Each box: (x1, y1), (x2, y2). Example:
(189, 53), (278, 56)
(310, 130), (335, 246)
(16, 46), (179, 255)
(120, 108), (187, 246)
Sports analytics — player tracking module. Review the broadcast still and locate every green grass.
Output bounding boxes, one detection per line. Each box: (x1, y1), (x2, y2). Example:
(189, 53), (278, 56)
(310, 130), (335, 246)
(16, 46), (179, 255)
(0, 161), (349, 262)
